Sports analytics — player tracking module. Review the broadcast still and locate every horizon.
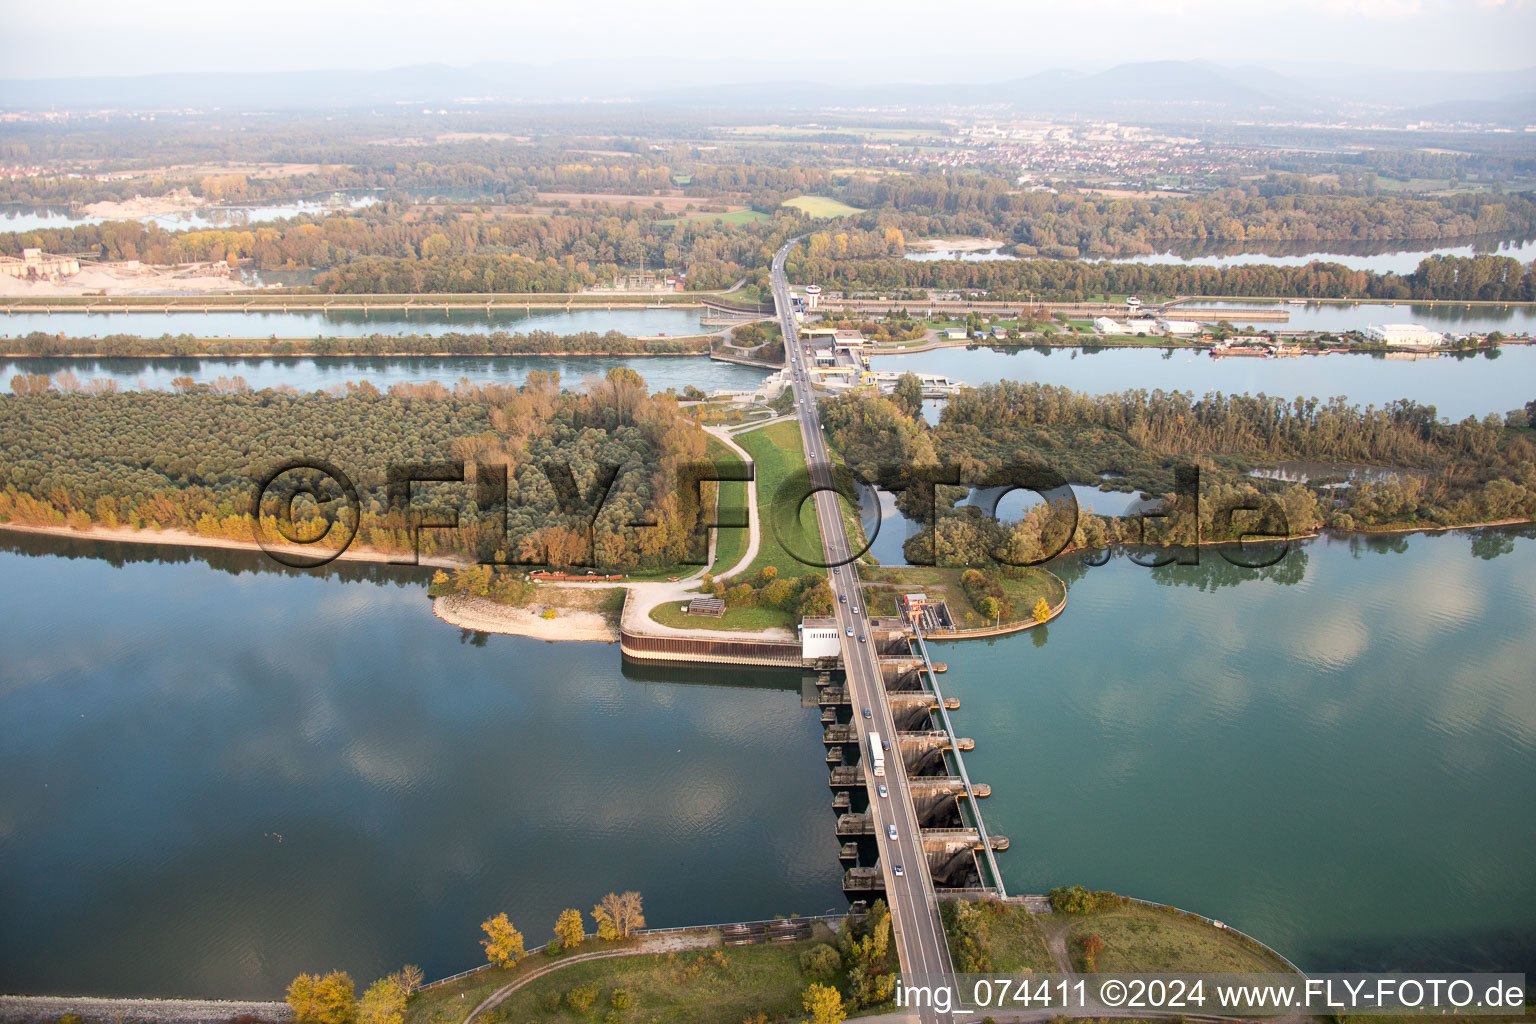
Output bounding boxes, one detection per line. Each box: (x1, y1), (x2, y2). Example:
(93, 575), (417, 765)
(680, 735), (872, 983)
(3, 0), (1536, 83)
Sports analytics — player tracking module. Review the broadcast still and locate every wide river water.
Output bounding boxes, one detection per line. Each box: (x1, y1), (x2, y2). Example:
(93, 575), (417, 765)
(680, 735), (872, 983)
(0, 355), (771, 396)
(873, 344), (1536, 422)
(0, 527), (1531, 997)
(0, 307), (712, 340)
(0, 534), (844, 999)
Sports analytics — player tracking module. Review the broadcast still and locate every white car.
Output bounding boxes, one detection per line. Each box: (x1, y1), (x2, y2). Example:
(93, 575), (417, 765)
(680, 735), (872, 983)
(886, 824), (897, 839)
(877, 783), (888, 798)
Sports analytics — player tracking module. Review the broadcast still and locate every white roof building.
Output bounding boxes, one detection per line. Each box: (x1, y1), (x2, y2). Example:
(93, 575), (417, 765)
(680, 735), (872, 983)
(1364, 323), (1445, 347)
(799, 617), (842, 660)
(1158, 319), (1200, 335)
(1094, 317), (1129, 334)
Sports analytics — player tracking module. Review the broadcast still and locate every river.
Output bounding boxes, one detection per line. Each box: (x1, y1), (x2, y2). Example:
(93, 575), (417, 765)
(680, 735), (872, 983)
(0, 192), (379, 234)
(0, 533), (843, 999)
(872, 344), (1536, 422)
(0, 307), (712, 340)
(905, 237), (1536, 275)
(1, 526), (1530, 996)
(0, 355), (770, 396)
(934, 530), (1536, 973)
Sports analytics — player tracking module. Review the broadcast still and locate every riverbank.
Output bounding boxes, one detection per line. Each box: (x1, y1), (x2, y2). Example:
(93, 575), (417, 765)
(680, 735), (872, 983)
(0, 995), (287, 1024)
(0, 521), (467, 569)
(432, 592), (620, 642)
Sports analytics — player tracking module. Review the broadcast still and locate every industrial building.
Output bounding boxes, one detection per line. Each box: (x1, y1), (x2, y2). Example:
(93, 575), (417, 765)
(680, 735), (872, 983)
(1364, 323), (1445, 347)
(798, 617), (843, 660)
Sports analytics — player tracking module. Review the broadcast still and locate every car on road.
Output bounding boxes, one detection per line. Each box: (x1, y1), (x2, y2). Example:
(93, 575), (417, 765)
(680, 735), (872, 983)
(881, 738), (890, 750)
(845, 627), (853, 637)
(862, 707), (872, 719)
(877, 783), (888, 798)
(886, 824), (897, 839)
(852, 605), (859, 614)
(839, 595), (846, 604)
(893, 864), (904, 876)
(859, 635), (867, 643)
(833, 567), (840, 575)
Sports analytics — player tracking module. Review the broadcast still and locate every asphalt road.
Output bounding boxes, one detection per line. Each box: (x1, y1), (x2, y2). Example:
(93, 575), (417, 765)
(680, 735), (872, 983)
(770, 241), (954, 1020)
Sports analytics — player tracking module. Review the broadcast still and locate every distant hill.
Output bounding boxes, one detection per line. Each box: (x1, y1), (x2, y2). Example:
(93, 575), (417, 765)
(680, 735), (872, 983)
(3, 59), (1534, 123)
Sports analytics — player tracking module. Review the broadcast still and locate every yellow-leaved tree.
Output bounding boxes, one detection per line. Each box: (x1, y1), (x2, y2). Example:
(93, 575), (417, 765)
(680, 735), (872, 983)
(286, 970), (357, 1024)
(1032, 596), (1052, 623)
(480, 912), (525, 967)
(802, 982), (846, 1024)
(553, 908), (585, 950)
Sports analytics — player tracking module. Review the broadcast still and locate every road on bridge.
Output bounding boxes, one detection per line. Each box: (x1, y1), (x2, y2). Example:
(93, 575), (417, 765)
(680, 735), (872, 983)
(770, 240), (954, 1021)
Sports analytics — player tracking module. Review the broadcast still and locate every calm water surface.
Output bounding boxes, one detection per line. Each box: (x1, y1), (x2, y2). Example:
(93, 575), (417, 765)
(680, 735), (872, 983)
(936, 530), (1536, 973)
(875, 344), (1535, 422)
(0, 355), (769, 395)
(0, 535), (841, 998)
(903, 238), (1536, 275)
(0, 307), (710, 340)
(0, 193), (378, 233)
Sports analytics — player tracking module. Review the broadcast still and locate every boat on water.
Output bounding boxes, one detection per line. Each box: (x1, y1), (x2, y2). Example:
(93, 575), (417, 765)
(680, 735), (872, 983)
(1209, 342), (1271, 358)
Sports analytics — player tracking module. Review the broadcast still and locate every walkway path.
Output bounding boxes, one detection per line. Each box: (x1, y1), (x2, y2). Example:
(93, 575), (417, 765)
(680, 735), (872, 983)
(463, 931), (717, 1024)
(541, 421), (785, 642)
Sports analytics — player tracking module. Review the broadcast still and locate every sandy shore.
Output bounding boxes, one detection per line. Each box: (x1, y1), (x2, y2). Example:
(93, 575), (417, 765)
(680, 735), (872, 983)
(433, 593), (619, 642)
(0, 520), (466, 569)
(0, 265), (253, 298)
(80, 192), (204, 220)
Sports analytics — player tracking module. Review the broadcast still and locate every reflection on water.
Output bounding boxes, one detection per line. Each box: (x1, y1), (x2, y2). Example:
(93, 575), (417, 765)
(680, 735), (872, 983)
(0, 532), (841, 999)
(0, 192), (379, 234)
(877, 343), (1536, 422)
(0, 307), (711, 340)
(1181, 299), (1536, 334)
(0, 354), (770, 396)
(935, 530), (1536, 974)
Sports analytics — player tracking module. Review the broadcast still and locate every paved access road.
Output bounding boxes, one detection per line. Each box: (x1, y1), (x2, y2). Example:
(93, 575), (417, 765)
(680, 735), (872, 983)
(770, 241), (953, 1021)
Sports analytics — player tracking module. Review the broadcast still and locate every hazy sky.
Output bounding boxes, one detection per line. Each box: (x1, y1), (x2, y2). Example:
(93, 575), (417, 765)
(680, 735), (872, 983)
(2, 0), (1533, 79)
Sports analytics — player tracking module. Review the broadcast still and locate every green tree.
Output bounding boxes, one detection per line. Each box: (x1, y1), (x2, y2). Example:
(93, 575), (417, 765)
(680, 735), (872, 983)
(799, 943), (842, 978)
(801, 983), (846, 1024)
(891, 373), (924, 420)
(480, 912), (525, 967)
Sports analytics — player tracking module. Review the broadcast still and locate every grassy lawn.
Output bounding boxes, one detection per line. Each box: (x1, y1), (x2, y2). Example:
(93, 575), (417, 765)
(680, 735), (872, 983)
(649, 599), (796, 632)
(859, 565), (1063, 628)
(1058, 904), (1295, 974)
(782, 195), (863, 218)
(474, 937), (841, 1024)
(945, 900), (1058, 973)
(406, 939), (632, 1024)
(705, 435), (750, 577)
(735, 420), (825, 580)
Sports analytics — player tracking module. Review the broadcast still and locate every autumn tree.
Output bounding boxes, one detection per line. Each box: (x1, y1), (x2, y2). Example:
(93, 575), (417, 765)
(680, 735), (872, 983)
(592, 891), (645, 939)
(802, 982), (846, 1024)
(286, 971), (358, 1024)
(480, 912), (525, 967)
(553, 908), (585, 950)
(356, 976), (407, 1024)
(1032, 597), (1052, 623)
